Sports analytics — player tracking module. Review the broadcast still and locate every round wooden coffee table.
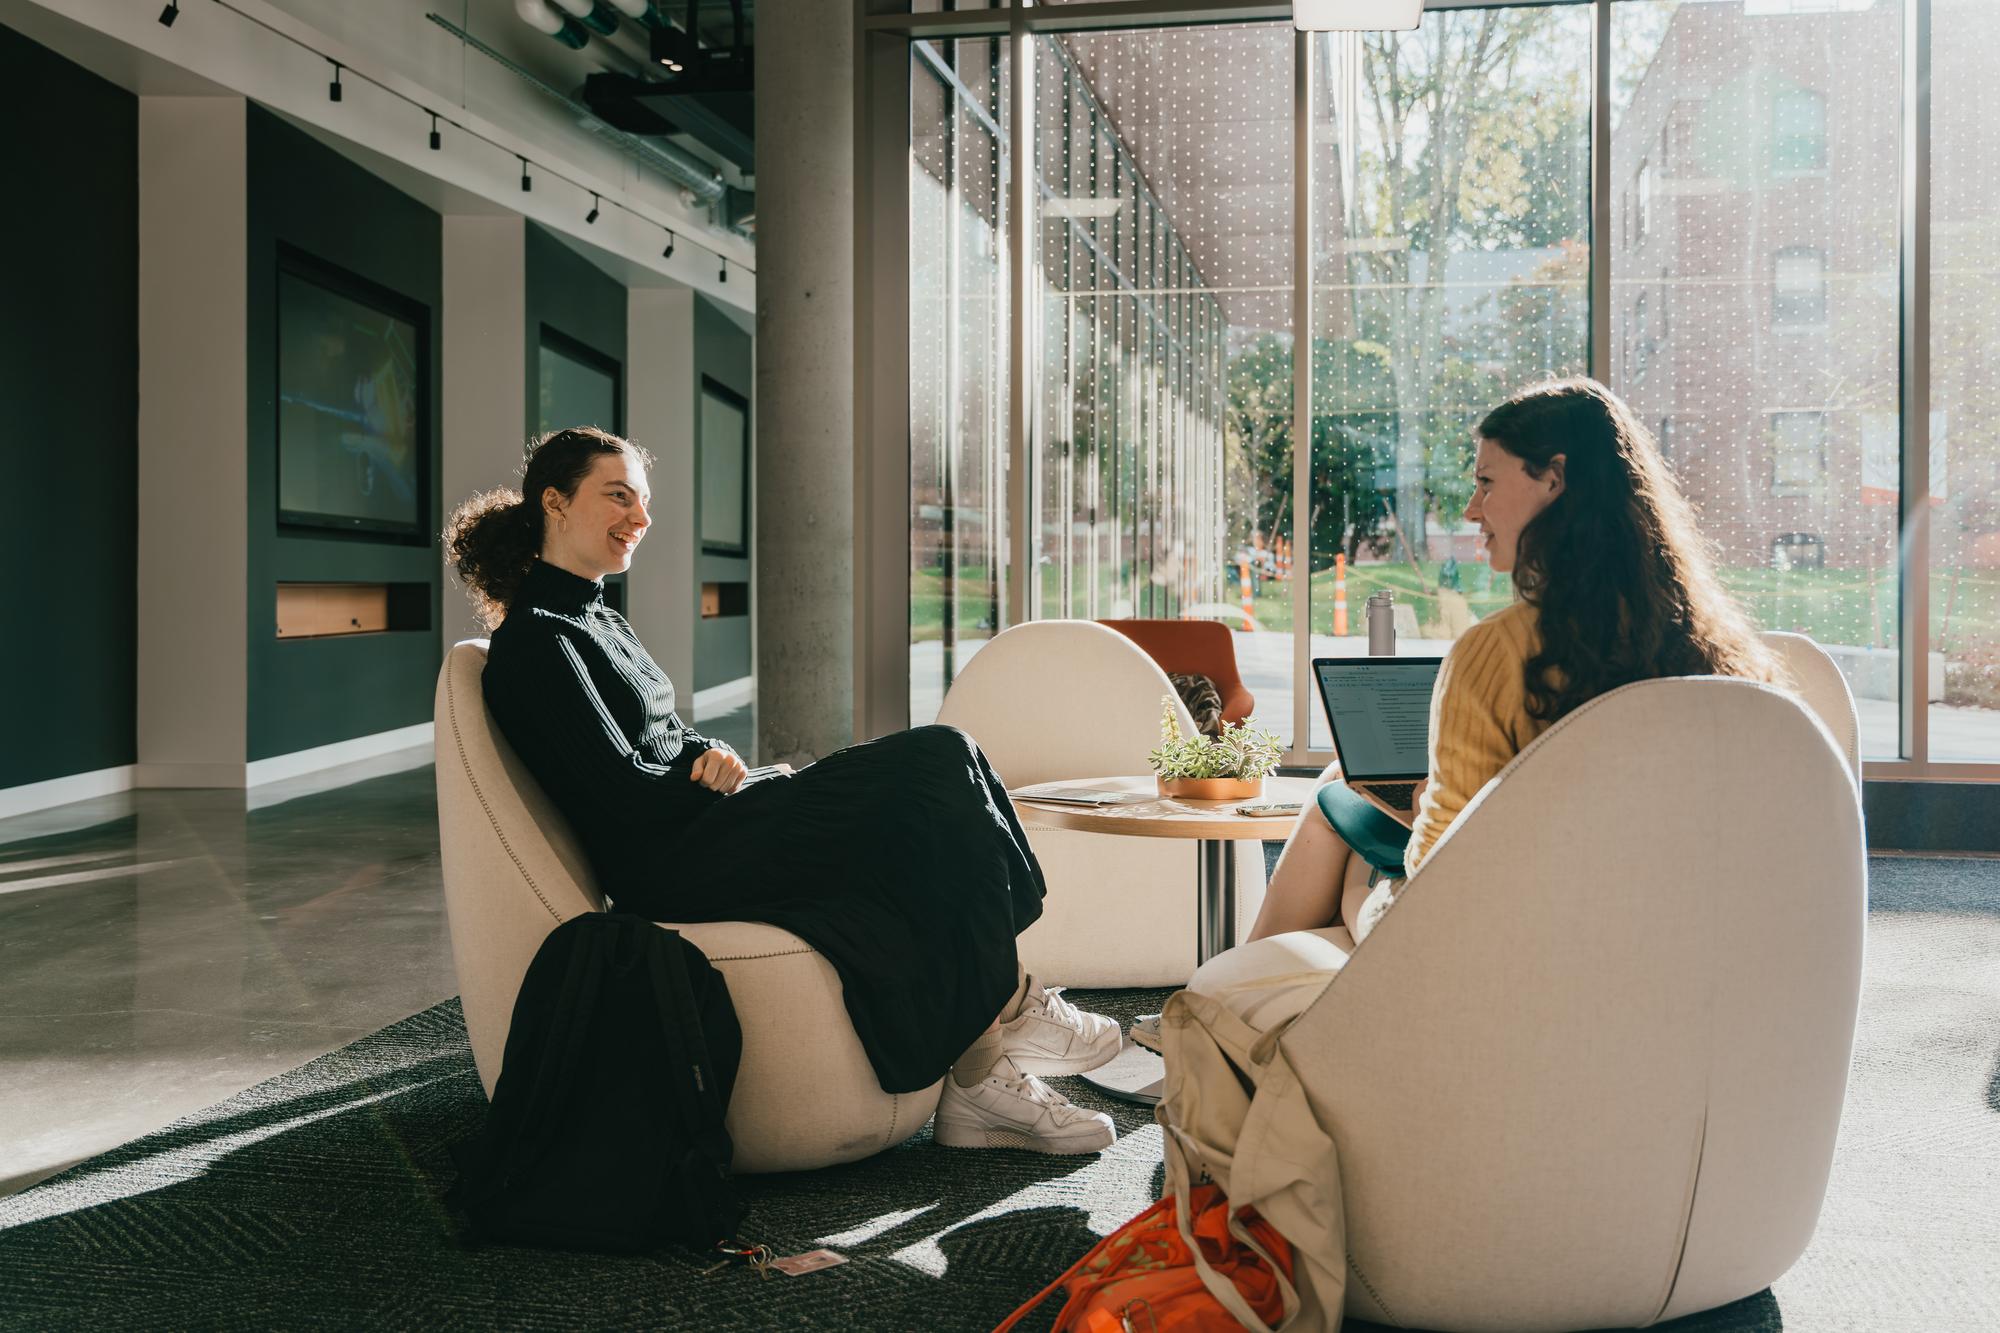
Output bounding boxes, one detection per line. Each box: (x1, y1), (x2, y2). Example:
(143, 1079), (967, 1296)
(1011, 774), (1318, 966)
(1011, 774), (1318, 1106)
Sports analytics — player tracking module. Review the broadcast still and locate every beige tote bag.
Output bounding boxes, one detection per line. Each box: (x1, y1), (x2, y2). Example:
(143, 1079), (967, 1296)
(1158, 987), (1349, 1332)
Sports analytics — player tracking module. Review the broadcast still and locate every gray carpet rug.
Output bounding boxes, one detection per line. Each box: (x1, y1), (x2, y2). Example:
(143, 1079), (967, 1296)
(0, 856), (1994, 1331)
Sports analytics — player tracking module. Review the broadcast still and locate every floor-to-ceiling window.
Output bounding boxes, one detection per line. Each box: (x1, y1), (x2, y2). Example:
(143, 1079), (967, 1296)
(1029, 24), (1297, 740)
(1304, 9), (1592, 749)
(871, 0), (1995, 779)
(1930, 0), (2000, 761)
(911, 38), (1009, 727)
(1611, 0), (1904, 759)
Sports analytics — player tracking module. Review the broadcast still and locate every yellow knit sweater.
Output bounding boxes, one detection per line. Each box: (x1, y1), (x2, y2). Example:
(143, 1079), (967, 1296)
(1404, 600), (1547, 875)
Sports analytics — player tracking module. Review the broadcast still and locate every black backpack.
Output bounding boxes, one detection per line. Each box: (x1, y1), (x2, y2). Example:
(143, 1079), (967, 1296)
(449, 912), (745, 1254)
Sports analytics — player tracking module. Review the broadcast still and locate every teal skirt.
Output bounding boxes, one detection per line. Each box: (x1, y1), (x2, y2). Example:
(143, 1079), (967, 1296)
(1316, 782), (1410, 879)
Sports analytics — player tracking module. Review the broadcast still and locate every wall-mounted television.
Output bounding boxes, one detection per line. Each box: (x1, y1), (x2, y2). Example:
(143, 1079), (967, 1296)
(700, 377), (750, 557)
(276, 248), (429, 539)
(539, 325), (622, 436)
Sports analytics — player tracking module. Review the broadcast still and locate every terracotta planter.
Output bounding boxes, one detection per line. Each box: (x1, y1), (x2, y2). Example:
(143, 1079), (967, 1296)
(1157, 775), (1266, 801)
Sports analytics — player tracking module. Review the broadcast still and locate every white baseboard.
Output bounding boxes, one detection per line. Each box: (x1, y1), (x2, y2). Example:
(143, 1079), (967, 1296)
(693, 676), (754, 716)
(244, 722), (434, 787)
(132, 762), (253, 790)
(1, 725), (436, 827)
(0, 766), (136, 821)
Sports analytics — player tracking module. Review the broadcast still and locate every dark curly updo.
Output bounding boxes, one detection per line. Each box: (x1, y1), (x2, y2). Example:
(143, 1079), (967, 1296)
(444, 427), (653, 628)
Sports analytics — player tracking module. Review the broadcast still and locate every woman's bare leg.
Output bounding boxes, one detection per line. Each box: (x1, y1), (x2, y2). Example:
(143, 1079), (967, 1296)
(1246, 760), (1357, 942)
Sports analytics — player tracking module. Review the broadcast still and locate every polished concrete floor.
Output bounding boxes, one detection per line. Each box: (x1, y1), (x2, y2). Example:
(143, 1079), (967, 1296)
(0, 703), (757, 1200)
(0, 768), (458, 1198)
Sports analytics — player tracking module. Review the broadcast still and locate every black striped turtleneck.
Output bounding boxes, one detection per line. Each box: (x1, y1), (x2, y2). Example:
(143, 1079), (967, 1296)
(481, 559), (724, 891)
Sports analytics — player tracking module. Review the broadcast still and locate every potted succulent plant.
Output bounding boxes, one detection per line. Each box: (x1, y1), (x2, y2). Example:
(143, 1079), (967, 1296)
(1147, 696), (1283, 801)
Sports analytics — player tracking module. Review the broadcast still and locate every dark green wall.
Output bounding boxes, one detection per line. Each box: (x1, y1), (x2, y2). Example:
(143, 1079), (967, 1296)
(245, 108), (443, 762)
(526, 222), (627, 434)
(0, 24), (137, 788)
(695, 297), (753, 690)
(525, 223), (628, 609)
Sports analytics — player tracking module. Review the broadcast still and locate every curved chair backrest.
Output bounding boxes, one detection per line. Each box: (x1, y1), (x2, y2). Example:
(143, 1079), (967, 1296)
(1284, 677), (1865, 1331)
(1098, 618), (1256, 725)
(1760, 630), (1862, 784)
(937, 620), (1196, 787)
(435, 639), (603, 1094)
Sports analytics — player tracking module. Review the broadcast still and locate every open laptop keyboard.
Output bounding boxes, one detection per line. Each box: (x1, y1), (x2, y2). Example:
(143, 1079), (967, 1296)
(1370, 781), (1419, 812)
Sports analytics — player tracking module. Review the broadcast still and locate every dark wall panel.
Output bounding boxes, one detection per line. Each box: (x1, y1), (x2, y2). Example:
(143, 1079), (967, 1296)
(1864, 781), (2000, 855)
(525, 222), (627, 436)
(695, 297), (752, 690)
(0, 24), (137, 787)
(246, 108), (443, 761)
(524, 222), (629, 606)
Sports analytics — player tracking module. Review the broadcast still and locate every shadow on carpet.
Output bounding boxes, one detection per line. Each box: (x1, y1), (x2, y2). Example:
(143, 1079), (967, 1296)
(0, 990), (1793, 1333)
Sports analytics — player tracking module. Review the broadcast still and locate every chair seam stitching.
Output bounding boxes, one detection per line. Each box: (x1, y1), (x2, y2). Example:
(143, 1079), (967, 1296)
(703, 947), (818, 962)
(1346, 1254), (1399, 1326)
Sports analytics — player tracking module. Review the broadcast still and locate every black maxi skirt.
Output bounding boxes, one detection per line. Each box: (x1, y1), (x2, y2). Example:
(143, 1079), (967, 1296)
(615, 725), (1046, 1095)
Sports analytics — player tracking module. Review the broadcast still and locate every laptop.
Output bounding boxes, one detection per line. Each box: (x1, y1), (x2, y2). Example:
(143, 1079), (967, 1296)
(1311, 656), (1444, 823)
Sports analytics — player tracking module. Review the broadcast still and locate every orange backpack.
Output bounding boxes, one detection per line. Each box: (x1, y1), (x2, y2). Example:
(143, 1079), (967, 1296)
(993, 1183), (1295, 1333)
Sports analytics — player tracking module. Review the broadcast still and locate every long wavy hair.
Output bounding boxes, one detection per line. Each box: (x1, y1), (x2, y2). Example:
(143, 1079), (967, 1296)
(1478, 379), (1779, 723)
(444, 427), (653, 629)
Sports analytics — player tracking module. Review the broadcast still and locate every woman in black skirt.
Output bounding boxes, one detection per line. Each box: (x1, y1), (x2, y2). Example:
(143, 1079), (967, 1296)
(447, 428), (1120, 1155)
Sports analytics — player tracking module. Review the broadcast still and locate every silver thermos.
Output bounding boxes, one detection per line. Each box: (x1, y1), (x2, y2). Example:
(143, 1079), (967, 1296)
(1366, 590), (1397, 656)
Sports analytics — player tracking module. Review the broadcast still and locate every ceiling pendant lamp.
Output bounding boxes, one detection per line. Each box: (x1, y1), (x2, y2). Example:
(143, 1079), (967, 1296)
(1294, 0), (1425, 31)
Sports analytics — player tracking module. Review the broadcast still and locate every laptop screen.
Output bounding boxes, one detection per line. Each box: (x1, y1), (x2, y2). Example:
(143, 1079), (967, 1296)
(1312, 658), (1443, 780)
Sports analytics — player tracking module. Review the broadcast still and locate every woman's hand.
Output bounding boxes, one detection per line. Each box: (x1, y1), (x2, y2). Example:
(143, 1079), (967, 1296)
(689, 748), (749, 794)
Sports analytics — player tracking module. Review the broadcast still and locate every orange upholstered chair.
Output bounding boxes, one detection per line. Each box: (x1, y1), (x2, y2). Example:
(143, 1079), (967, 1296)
(1098, 618), (1255, 727)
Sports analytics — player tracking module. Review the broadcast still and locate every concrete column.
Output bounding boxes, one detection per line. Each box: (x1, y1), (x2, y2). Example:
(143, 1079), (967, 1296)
(440, 215), (528, 651)
(753, 0), (855, 766)
(626, 287), (698, 710)
(137, 97), (248, 788)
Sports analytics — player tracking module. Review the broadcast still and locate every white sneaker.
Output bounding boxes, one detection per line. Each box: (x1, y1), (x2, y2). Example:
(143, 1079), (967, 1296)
(933, 1055), (1117, 1155)
(1129, 1013), (1163, 1054)
(1000, 975), (1122, 1076)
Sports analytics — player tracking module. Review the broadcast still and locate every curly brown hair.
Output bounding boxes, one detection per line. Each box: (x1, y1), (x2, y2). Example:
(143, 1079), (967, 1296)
(444, 427), (653, 629)
(1477, 379), (1779, 723)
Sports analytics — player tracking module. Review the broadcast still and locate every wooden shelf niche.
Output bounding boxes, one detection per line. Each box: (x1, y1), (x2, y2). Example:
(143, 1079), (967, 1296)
(276, 582), (430, 639)
(701, 582), (749, 619)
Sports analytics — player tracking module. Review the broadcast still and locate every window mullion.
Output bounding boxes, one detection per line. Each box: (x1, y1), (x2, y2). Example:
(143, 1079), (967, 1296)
(1900, 0), (1932, 765)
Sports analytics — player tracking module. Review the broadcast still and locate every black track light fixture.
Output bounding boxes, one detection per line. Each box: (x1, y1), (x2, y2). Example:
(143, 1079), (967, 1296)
(429, 114), (441, 151)
(519, 158), (532, 193)
(662, 231), (675, 260)
(586, 194), (600, 225)
(718, 256), (728, 283)
(158, 1), (179, 28)
(328, 62), (343, 103)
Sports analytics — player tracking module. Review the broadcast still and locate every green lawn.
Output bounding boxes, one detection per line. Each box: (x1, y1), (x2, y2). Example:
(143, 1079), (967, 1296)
(910, 559), (2000, 665)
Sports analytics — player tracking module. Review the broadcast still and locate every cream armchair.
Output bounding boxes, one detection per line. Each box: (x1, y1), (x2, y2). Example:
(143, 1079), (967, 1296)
(433, 641), (938, 1174)
(1205, 666), (1865, 1331)
(936, 620), (1268, 987)
(1762, 629), (1863, 782)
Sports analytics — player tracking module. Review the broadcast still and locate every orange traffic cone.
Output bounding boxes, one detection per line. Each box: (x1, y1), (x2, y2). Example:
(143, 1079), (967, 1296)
(1334, 553), (1348, 636)
(1239, 558), (1255, 632)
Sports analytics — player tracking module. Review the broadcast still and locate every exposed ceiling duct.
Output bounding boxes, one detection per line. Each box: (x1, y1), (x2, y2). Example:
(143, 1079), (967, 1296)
(436, 5), (752, 235)
(507, 0), (755, 210)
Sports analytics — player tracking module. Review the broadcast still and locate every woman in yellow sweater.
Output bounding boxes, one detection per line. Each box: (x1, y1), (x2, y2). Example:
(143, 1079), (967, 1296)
(1246, 378), (1777, 945)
